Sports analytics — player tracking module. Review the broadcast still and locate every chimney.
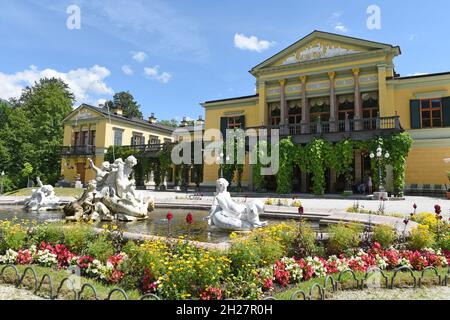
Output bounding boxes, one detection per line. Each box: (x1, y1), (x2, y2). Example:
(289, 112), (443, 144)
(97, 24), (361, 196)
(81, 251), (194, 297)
(180, 116), (188, 127)
(112, 105), (123, 116)
(195, 115), (205, 126)
(148, 113), (157, 124)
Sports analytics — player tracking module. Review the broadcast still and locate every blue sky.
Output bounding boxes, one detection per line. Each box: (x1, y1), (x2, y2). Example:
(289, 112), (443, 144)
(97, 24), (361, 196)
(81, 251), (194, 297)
(1, 0), (450, 122)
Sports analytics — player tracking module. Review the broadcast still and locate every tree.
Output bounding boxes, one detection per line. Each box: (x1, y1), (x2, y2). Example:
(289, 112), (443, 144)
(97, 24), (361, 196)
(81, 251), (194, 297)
(158, 119), (179, 128)
(103, 91), (143, 119)
(18, 78), (74, 184)
(21, 162), (33, 187)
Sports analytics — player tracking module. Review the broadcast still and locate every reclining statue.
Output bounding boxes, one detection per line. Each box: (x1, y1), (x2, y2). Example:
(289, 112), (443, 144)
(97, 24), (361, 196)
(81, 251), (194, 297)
(205, 178), (268, 231)
(24, 177), (61, 211)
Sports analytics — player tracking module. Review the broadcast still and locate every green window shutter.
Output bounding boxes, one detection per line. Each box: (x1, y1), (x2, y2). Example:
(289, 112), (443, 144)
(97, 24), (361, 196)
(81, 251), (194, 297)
(220, 117), (228, 139)
(442, 97), (450, 127)
(239, 115), (246, 129)
(410, 100), (421, 129)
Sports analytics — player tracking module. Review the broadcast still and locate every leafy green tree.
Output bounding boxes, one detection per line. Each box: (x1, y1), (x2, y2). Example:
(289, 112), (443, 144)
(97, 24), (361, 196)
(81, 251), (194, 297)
(158, 119), (179, 128)
(104, 91), (143, 119)
(21, 162), (33, 187)
(18, 78), (74, 184)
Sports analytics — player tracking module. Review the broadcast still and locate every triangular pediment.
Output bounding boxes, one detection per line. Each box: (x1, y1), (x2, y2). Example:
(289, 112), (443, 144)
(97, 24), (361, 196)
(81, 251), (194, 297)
(64, 104), (106, 122)
(251, 31), (399, 73)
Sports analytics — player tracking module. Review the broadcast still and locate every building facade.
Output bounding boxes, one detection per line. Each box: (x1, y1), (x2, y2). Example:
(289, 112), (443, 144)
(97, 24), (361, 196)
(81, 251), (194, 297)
(61, 104), (175, 185)
(202, 31), (450, 194)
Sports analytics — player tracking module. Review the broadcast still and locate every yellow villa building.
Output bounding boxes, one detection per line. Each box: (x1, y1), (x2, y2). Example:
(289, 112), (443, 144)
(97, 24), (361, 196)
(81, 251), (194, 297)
(60, 104), (175, 185)
(202, 31), (450, 194)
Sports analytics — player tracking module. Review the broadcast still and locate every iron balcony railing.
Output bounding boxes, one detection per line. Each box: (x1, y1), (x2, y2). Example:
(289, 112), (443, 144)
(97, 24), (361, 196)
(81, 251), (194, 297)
(249, 116), (402, 137)
(61, 145), (96, 156)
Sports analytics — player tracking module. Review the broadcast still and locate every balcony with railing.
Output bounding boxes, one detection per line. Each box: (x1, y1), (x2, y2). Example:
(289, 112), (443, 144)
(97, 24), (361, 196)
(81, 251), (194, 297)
(61, 145), (96, 156)
(249, 116), (402, 143)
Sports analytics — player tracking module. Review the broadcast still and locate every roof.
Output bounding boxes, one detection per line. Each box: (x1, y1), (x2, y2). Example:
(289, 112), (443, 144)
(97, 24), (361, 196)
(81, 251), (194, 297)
(387, 71), (450, 81)
(250, 30), (400, 74)
(65, 104), (176, 133)
(203, 94), (259, 106)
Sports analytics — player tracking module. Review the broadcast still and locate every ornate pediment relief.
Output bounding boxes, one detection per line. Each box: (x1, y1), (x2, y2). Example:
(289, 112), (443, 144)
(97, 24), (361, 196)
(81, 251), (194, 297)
(279, 40), (365, 65)
(66, 106), (102, 122)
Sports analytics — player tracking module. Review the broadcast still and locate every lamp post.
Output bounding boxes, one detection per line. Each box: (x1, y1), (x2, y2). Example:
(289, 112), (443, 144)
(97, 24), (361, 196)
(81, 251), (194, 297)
(0, 171), (5, 195)
(370, 146), (390, 193)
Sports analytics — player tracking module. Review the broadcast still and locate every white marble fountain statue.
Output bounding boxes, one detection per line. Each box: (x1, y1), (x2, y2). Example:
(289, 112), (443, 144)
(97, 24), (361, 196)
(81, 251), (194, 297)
(206, 178), (268, 231)
(64, 155), (154, 222)
(24, 177), (61, 211)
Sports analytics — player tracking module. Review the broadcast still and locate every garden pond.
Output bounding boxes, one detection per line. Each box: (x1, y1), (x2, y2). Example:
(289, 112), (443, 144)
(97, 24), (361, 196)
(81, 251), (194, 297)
(0, 206), (325, 243)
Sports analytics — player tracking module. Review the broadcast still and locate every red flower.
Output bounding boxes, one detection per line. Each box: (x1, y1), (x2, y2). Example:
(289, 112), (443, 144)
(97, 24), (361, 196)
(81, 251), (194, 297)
(16, 250), (33, 265)
(166, 212), (174, 221)
(298, 206), (304, 215)
(262, 277), (274, 291)
(434, 205), (441, 215)
(186, 213), (194, 225)
(403, 219), (409, 225)
(200, 287), (223, 300)
(413, 203), (417, 210)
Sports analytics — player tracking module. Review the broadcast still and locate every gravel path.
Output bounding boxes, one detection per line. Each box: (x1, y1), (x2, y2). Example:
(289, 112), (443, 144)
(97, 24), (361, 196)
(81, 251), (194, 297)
(330, 286), (450, 300)
(0, 285), (45, 300)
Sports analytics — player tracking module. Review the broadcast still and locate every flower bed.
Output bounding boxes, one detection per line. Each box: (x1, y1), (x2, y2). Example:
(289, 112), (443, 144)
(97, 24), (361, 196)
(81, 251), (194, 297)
(0, 205), (449, 300)
(259, 244), (449, 292)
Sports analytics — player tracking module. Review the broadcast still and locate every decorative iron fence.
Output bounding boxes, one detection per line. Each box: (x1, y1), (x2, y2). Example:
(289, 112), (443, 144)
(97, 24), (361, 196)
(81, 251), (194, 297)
(1, 264), (448, 301)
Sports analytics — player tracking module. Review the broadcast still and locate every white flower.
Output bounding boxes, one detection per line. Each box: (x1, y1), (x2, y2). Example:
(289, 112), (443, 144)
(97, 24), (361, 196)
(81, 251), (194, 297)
(0, 249), (18, 264)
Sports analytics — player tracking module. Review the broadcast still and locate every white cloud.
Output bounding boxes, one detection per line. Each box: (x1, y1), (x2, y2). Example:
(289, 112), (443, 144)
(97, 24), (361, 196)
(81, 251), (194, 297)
(97, 98), (107, 106)
(334, 22), (348, 33)
(234, 33), (274, 53)
(332, 11), (343, 19)
(131, 51), (148, 63)
(0, 65), (114, 104)
(122, 65), (134, 75)
(144, 66), (172, 83)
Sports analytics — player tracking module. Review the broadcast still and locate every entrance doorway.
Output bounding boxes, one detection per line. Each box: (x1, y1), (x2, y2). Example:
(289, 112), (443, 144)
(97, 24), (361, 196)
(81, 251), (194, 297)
(76, 162), (86, 184)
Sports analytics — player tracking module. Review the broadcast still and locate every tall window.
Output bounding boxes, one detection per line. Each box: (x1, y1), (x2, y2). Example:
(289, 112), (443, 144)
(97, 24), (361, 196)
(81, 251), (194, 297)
(337, 95), (355, 121)
(421, 99), (443, 128)
(227, 116), (242, 130)
(114, 129), (123, 146)
(89, 130), (96, 146)
(309, 97), (330, 122)
(149, 135), (160, 145)
(362, 92), (379, 119)
(288, 100), (302, 124)
(269, 102), (281, 125)
(132, 133), (145, 146)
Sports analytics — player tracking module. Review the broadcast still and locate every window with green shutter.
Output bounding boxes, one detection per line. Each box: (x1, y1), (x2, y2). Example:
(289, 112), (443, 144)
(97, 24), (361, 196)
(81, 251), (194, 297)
(410, 100), (421, 129)
(442, 97), (450, 127)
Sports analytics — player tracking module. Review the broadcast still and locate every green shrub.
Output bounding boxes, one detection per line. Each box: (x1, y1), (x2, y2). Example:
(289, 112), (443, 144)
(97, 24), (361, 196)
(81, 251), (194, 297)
(437, 233), (450, 251)
(372, 224), (397, 248)
(0, 220), (28, 252)
(85, 234), (115, 262)
(326, 223), (363, 255)
(289, 221), (319, 258)
(63, 224), (95, 254)
(30, 222), (64, 245)
(408, 225), (435, 250)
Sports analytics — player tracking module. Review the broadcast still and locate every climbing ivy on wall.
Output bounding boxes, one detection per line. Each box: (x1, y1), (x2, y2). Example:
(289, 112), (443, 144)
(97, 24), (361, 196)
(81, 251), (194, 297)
(276, 138), (295, 194)
(274, 133), (412, 196)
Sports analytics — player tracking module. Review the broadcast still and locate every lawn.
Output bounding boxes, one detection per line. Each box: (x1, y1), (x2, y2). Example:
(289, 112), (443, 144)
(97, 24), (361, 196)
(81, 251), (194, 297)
(0, 265), (142, 300)
(273, 268), (448, 300)
(5, 188), (83, 198)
